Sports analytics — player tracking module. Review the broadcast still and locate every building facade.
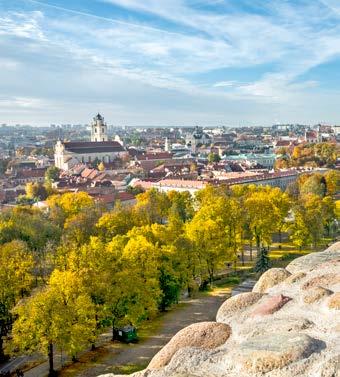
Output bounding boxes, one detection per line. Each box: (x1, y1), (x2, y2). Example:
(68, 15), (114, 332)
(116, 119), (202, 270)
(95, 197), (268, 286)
(185, 126), (211, 153)
(55, 114), (127, 170)
(91, 113), (108, 142)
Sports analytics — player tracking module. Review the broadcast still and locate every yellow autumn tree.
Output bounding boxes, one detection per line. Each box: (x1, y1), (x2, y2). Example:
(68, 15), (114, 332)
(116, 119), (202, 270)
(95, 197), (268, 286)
(9, 270), (96, 376)
(0, 241), (34, 362)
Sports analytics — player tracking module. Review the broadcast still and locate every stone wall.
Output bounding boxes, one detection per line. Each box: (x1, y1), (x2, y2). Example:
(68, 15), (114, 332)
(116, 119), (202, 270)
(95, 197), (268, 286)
(100, 242), (340, 377)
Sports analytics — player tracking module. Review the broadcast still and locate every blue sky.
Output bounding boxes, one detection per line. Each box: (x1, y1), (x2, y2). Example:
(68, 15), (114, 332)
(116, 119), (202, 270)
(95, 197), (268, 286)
(1, 0), (340, 126)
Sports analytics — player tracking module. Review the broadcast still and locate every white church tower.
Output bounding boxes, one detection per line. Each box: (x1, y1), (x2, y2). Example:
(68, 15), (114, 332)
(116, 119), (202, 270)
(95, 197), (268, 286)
(91, 113), (108, 142)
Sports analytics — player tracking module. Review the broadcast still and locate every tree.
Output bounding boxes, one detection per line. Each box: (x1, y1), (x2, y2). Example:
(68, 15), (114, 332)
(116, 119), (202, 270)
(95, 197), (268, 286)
(268, 188), (291, 243)
(208, 153), (221, 163)
(324, 170), (339, 196)
(254, 246), (270, 274)
(97, 162), (105, 171)
(25, 182), (48, 200)
(96, 203), (136, 242)
(186, 201), (227, 284)
(300, 174), (326, 198)
(63, 206), (101, 246)
(321, 196), (336, 236)
(167, 191), (194, 222)
(0, 158), (10, 175)
(158, 245), (182, 311)
(0, 241), (33, 362)
(47, 192), (95, 225)
(245, 190), (278, 253)
(9, 270), (96, 375)
(0, 207), (61, 280)
(289, 205), (310, 250)
(304, 194), (325, 248)
(134, 189), (170, 224)
(286, 181), (300, 200)
(45, 166), (60, 183)
(106, 234), (161, 338)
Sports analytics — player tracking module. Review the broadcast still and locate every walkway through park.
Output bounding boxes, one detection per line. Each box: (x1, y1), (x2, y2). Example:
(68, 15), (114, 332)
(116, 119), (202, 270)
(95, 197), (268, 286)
(25, 285), (233, 377)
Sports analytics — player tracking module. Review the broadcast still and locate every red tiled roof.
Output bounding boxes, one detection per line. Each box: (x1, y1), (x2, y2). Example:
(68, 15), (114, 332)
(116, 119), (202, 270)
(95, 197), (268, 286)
(81, 168), (96, 178)
(137, 152), (173, 161)
(64, 141), (125, 153)
(16, 168), (46, 178)
(275, 140), (291, 147)
(96, 191), (135, 204)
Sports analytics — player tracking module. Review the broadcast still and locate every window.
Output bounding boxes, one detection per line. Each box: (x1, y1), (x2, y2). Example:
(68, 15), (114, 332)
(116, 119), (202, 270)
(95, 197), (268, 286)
(95, 128), (97, 133)
(102, 127), (104, 133)
(103, 138), (105, 141)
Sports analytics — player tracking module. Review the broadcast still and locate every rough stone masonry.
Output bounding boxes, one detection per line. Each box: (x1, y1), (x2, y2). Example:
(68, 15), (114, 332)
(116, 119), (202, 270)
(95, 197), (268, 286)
(99, 242), (340, 377)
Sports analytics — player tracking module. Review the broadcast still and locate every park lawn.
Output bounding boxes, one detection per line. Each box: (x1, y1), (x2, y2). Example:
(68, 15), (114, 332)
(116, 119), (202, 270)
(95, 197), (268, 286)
(269, 238), (333, 267)
(105, 362), (148, 375)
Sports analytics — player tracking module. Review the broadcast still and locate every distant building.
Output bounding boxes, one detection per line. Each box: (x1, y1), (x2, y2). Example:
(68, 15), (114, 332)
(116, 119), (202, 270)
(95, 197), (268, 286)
(131, 170), (299, 194)
(91, 113), (108, 142)
(185, 126), (211, 153)
(332, 125), (340, 136)
(224, 153), (276, 169)
(55, 114), (127, 170)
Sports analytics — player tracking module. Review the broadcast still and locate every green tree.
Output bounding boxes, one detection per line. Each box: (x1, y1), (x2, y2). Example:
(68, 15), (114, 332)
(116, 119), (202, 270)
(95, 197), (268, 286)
(254, 246), (270, 274)
(167, 190), (194, 222)
(25, 182), (48, 200)
(208, 152), (221, 163)
(45, 166), (60, 183)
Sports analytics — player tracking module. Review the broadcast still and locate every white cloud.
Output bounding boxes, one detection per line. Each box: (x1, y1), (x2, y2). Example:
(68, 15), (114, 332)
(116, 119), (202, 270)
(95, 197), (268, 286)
(1, 0), (340, 124)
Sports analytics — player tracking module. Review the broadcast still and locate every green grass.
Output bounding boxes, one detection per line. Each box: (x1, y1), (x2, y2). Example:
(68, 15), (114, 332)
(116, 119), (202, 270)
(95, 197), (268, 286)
(106, 362), (148, 375)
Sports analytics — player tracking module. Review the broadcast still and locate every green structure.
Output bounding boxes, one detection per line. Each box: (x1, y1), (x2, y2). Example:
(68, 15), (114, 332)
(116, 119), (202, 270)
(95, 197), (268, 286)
(115, 325), (138, 343)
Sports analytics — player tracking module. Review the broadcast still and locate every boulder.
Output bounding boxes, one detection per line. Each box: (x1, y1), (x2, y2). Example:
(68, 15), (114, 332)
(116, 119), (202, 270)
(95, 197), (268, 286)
(285, 272), (306, 285)
(252, 268), (291, 293)
(303, 287), (333, 304)
(302, 273), (340, 290)
(327, 292), (340, 310)
(250, 294), (291, 317)
(216, 292), (263, 323)
(237, 317), (314, 340)
(320, 356), (340, 377)
(286, 243), (340, 274)
(148, 322), (231, 369)
(236, 333), (323, 373)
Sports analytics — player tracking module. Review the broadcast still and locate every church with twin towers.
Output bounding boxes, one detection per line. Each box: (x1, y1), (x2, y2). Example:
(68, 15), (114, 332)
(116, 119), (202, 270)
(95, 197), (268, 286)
(54, 113), (127, 171)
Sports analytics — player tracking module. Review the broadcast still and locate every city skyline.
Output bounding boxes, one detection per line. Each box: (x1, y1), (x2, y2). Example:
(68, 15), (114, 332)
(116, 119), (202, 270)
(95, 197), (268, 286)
(1, 0), (340, 126)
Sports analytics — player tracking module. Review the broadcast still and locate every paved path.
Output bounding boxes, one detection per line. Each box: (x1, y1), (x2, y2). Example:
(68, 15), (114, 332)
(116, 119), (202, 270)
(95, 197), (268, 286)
(58, 288), (230, 377)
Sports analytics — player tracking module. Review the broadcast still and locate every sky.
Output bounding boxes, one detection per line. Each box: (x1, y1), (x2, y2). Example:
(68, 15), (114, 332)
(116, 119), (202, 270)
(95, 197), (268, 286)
(1, 0), (340, 126)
